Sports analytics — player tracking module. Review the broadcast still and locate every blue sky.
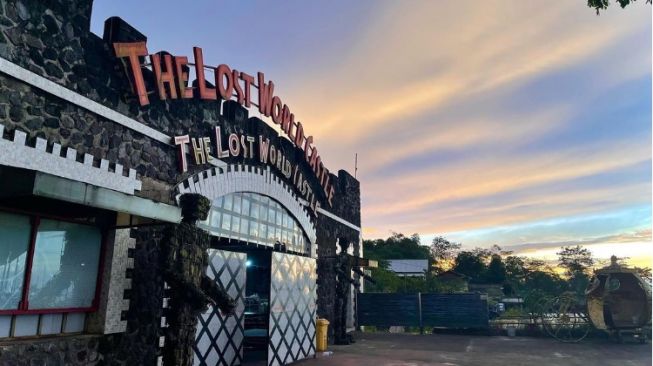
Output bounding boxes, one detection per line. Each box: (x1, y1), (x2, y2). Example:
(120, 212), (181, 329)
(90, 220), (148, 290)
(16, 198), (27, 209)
(90, 1), (652, 265)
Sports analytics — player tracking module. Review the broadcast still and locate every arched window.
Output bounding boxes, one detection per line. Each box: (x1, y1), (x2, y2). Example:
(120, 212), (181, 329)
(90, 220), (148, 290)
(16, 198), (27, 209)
(200, 192), (311, 254)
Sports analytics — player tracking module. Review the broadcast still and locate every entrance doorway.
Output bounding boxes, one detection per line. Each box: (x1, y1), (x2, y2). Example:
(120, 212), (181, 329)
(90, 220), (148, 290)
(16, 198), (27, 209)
(242, 247), (272, 364)
(215, 241), (274, 365)
(194, 236), (317, 366)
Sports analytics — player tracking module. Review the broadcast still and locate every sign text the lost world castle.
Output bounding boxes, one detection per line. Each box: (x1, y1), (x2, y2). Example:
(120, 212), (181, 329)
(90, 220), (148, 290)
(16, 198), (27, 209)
(113, 41), (334, 207)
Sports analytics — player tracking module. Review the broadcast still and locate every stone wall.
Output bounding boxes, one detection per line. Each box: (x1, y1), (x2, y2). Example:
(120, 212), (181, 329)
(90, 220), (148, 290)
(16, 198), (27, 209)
(0, 335), (103, 366)
(0, 0), (361, 362)
(316, 170), (361, 339)
(97, 227), (167, 366)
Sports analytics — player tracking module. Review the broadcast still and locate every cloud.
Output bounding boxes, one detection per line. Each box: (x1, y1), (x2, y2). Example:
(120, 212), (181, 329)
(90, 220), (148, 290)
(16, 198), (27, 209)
(270, 2), (651, 250)
(285, 0), (649, 150)
(363, 138), (650, 226)
(503, 229), (652, 254)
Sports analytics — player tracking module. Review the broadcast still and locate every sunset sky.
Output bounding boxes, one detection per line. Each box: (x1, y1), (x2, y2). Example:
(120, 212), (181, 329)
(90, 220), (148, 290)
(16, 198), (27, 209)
(90, 1), (652, 267)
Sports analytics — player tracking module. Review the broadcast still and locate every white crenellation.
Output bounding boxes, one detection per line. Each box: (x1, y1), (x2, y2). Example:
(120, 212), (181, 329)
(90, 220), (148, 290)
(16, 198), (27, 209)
(0, 123), (141, 194)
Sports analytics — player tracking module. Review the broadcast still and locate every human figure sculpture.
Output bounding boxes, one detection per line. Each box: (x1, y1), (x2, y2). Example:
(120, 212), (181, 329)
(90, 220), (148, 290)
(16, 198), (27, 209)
(333, 237), (372, 345)
(161, 193), (236, 366)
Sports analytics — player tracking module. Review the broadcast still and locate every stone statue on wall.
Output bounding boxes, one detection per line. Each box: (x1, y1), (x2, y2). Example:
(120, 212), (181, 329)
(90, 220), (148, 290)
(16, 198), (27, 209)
(333, 237), (373, 345)
(161, 193), (235, 366)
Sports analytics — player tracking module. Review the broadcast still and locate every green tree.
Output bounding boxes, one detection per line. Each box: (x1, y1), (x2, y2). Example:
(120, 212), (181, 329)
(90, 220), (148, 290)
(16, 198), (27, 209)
(453, 251), (487, 282)
(503, 256), (528, 295)
(546, 247), (595, 296)
(363, 232), (431, 262)
(429, 236), (461, 273)
(505, 256), (527, 282)
(366, 267), (403, 293)
(557, 245), (594, 277)
(485, 254), (507, 284)
(588, 0), (651, 14)
(524, 269), (567, 296)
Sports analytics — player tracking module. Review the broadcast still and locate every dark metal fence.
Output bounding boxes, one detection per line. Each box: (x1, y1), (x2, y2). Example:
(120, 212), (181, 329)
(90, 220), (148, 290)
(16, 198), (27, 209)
(357, 293), (489, 330)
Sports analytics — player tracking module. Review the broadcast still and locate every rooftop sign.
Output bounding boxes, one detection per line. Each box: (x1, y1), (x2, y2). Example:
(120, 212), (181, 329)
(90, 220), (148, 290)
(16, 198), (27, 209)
(113, 42), (334, 205)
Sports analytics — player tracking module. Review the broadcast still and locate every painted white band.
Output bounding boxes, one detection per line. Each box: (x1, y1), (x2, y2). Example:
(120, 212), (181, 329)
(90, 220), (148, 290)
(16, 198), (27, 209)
(316, 206), (361, 232)
(295, 197), (361, 232)
(0, 56), (172, 145)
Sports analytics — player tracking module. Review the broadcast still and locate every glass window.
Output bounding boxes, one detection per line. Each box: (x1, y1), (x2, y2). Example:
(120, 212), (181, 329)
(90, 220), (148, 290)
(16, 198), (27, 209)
(241, 197), (250, 216)
(223, 195), (233, 211)
(260, 204), (268, 221)
(231, 216), (240, 233)
(63, 313), (86, 333)
(214, 196), (224, 208)
(205, 193), (311, 254)
(28, 220), (102, 309)
(267, 225), (276, 241)
(249, 221), (258, 238)
(13, 315), (38, 337)
(268, 208), (276, 224)
(0, 315), (10, 337)
(0, 213), (102, 339)
(0, 213), (31, 310)
(233, 194), (241, 213)
(209, 210), (221, 229)
(285, 215), (293, 229)
(259, 224), (267, 240)
(221, 214), (231, 231)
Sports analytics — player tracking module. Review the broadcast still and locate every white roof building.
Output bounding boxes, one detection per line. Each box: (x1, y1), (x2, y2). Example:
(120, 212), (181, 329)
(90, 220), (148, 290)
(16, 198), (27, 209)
(387, 259), (429, 277)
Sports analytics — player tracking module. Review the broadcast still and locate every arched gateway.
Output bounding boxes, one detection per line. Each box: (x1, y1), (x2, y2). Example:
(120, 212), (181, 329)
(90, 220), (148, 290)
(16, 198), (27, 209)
(0, 3), (364, 366)
(176, 165), (318, 365)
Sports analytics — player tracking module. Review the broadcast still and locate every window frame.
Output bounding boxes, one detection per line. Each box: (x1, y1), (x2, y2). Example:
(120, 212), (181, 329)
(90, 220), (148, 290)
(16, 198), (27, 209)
(201, 192), (311, 254)
(0, 208), (107, 315)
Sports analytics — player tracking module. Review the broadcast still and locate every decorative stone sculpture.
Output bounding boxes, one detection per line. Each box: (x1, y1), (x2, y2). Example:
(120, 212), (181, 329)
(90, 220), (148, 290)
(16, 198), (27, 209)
(161, 193), (235, 366)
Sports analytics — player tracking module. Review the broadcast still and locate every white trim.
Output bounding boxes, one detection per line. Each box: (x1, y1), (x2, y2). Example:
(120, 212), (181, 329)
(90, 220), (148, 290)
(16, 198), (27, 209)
(296, 197), (361, 232)
(0, 56), (172, 145)
(316, 206), (361, 232)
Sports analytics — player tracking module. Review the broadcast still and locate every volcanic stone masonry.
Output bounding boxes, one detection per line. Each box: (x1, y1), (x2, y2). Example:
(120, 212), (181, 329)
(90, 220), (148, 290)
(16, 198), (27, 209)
(0, 0), (361, 364)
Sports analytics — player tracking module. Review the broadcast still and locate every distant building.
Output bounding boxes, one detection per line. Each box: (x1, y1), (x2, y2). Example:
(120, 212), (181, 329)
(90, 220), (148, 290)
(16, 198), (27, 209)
(387, 259), (429, 277)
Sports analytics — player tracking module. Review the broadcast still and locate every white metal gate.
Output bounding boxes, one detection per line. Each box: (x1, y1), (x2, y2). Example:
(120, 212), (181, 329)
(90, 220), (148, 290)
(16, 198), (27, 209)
(268, 252), (317, 366)
(193, 249), (247, 366)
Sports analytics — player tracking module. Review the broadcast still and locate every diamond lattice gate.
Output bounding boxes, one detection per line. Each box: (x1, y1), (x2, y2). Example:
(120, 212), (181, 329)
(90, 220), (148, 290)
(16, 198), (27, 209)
(268, 253), (317, 366)
(193, 249), (247, 366)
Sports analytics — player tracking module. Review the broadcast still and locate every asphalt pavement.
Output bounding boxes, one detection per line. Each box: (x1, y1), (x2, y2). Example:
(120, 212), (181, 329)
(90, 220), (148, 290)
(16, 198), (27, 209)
(295, 332), (652, 366)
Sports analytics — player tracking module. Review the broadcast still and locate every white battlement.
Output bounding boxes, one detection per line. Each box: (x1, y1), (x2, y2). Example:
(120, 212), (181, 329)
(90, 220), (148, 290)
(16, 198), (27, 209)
(0, 124), (142, 194)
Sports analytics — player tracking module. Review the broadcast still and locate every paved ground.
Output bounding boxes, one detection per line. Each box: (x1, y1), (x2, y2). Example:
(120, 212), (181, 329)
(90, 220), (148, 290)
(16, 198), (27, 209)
(296, 332), (652, 366)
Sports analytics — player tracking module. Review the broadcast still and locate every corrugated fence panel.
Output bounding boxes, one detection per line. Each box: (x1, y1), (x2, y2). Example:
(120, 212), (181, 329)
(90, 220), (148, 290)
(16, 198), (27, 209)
(357, 293), (489, 329)
(421, 293), (488, 329)
(357, 293), (420, 327)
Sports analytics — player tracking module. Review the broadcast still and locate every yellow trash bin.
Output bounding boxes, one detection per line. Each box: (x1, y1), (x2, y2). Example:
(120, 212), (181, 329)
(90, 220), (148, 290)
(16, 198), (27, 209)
(316, 318), (330, 352)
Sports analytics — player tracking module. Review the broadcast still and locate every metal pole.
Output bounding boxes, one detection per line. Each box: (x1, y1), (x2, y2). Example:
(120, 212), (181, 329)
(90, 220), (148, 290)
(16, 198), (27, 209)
(418, 292), (423, 335)
(354, 153), (358, 179)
